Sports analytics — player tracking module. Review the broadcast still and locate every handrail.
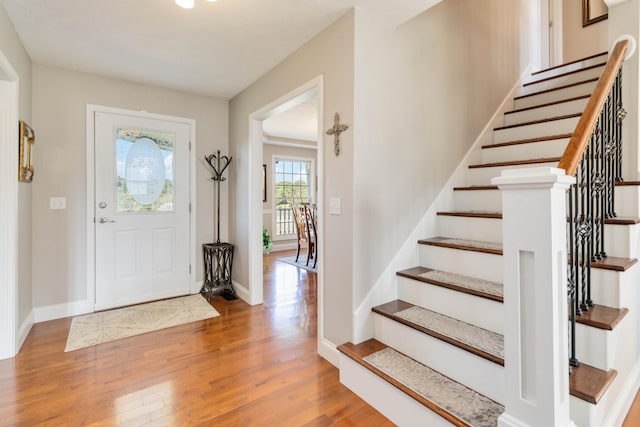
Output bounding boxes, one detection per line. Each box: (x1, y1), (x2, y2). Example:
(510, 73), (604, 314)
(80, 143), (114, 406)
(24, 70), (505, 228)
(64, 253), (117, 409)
(558, 39), (629, 176)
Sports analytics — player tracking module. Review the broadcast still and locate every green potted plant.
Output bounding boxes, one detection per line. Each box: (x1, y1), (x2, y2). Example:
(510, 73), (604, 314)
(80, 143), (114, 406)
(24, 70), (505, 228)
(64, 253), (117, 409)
(263, 228), (272, 254)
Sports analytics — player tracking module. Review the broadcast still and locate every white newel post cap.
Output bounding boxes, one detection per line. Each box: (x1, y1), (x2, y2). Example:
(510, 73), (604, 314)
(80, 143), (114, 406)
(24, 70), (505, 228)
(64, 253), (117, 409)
(491, 167), (575, 189)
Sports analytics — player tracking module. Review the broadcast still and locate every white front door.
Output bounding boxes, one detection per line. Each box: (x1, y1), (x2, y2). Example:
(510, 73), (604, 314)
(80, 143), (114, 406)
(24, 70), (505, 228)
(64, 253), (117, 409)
(94, 111), (191, 310)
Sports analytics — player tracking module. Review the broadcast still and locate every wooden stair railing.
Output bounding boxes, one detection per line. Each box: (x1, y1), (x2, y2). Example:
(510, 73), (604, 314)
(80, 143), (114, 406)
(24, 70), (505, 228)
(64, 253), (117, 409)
(557, 40), (629, 369)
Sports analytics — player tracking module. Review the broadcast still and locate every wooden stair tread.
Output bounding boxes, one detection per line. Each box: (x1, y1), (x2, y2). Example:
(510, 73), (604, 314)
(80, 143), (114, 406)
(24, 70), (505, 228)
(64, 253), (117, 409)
(437, 211), (501, 219)
(482, 134), (572, 150)
(373, 301), (504, 365)
(419, 237), (637, 271)
(437, 211), (640, 225)
(576, 304), (629, 330)
(453, 185), (499, 191)
(506, 96), (591, 116)
(338, 339), (505, 426)
(455, 182), (639, 190)
(494, 113), (581, 131)
(468, 157), (560, 169)
(532, 51), (607, 76)
(570, 362), (618, 404)
(397, 266), (503, 302)
(514, 78), (598, 100)
(524, 62), (606, 87)
(591, 256), (638, 271)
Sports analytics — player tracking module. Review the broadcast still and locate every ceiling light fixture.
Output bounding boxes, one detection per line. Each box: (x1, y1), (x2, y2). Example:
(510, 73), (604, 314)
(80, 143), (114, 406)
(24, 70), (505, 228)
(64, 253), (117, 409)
(175, 0), (216, 8)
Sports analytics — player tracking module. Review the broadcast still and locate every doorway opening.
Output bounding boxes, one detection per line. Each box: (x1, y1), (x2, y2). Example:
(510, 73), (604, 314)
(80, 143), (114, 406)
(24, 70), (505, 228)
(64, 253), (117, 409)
(246, 76), (324, 346)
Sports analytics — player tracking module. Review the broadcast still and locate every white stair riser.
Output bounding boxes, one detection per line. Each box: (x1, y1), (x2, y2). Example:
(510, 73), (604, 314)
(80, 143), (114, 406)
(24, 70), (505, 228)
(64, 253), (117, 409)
(419, 244), (503, 283)
(603, 223), (640, 259)
(514, 81), (597, 110)
(481, 139), (569, 163)
(437, 215), (502, 243)
(339, 355), (451, 427)
(465, 161), (559, 185)
(590, 267), (638, 309)
(518, 66), (604, 96)
(454, 190), (501, 212)
(374, 314), (505, 403)
(524, 56), (607, 83)
(574, 324), (617, 371)
(397, 276), (504, 334)
(493, 117), (579, 144)
(614, 185), (640, 217)
(503, 98), (588, 126)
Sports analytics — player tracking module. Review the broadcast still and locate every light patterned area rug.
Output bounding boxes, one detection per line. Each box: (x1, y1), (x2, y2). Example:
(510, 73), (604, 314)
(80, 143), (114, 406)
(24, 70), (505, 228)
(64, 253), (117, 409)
(65, 295), (219, 352)
(277, 255), (318, 273)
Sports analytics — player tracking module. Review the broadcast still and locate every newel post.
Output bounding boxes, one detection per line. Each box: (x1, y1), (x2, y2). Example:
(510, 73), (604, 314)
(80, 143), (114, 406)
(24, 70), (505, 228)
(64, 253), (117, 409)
(492, 167), (576, 427)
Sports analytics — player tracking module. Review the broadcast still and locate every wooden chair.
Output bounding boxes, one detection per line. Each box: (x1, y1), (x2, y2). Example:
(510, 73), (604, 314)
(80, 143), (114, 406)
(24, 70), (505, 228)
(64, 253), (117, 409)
(303, 204), (318, 268)
(292, 204), (313, 263)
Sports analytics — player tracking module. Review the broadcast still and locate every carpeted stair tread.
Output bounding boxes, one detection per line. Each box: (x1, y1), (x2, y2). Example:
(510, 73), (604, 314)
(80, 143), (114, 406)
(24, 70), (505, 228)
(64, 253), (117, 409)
(420, 237), (637, 271)
(493, 113), (581, 131)
(397, 267), (503, 302)
(437, 211), (640, 225)
(373, 300), (504, 365)
(569, 362), (618, 404)
(338, 339), (504, 427)
(419, 237), (503, 255)
(468, 157), (561, 169)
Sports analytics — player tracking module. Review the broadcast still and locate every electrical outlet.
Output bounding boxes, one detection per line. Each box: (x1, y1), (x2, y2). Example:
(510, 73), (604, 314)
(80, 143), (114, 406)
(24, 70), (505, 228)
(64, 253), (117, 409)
(329, 197), (341, 215)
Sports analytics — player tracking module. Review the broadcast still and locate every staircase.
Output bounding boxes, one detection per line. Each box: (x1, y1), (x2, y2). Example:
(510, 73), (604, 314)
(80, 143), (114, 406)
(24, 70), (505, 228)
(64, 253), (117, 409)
(338, 52), (640, 426)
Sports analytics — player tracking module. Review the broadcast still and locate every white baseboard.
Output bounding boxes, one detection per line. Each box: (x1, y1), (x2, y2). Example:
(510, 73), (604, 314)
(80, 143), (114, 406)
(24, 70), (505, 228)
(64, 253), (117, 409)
(34, 299), (94, 323)
(271, 242), (297, 252)
(232, 280), (251, 304)
(16, 310), (33, 350)
(318, 336), (340, 368)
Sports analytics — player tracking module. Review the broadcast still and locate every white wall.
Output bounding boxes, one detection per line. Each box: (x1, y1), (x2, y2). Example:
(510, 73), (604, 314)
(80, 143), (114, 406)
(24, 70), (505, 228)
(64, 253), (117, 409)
(31, 64), (228, 312)
(229, 11), (355, 345)
(352, 0), (539, 316)
(563, 0), (608, 62)
(0, 5), (33, 330)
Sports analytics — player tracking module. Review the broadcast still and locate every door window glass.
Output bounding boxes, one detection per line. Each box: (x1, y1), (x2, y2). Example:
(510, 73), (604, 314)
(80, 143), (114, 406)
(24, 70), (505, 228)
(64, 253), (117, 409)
(116, 129), (175, 213)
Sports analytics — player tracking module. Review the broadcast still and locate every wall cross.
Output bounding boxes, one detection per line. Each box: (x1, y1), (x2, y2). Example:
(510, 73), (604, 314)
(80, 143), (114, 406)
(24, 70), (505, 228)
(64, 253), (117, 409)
(326, 113), (349, 156)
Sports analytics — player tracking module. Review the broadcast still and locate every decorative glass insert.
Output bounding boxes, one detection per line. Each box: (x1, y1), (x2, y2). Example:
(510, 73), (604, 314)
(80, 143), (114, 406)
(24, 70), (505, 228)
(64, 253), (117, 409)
(273, 158), (312, 236)
(116, 129), (175, 213)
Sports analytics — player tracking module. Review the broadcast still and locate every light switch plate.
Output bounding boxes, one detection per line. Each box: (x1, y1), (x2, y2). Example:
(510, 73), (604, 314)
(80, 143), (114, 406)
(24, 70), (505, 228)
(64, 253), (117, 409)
(50, 197), (66, 210)
(329, 197), (341, 215)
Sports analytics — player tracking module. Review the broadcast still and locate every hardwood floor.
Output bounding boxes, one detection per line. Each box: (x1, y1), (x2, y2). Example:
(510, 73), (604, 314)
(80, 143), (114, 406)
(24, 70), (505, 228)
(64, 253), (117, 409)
(0, 250), (392, 426)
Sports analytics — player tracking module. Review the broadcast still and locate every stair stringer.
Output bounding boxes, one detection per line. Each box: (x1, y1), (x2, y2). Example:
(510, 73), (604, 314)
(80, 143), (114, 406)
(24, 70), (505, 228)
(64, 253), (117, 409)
(351, 65), (533, 345)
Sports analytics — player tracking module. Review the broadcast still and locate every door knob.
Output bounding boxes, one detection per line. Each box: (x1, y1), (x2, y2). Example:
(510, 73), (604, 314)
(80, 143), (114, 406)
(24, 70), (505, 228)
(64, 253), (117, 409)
(99, 217), (116, 224)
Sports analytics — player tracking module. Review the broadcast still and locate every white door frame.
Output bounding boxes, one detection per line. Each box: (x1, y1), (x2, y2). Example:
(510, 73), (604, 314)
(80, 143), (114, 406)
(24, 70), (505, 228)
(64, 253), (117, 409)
(246, 76), (324, 343)
(0, 51), (19, 360)
(86, 105), (198, 309)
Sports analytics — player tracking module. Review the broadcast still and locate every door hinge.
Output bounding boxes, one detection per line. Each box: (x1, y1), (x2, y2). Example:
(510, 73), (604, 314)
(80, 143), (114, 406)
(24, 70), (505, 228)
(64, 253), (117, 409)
(189, 203), (192, 213)
(189, 264), (192, 274)
(189, 141), (192, 151)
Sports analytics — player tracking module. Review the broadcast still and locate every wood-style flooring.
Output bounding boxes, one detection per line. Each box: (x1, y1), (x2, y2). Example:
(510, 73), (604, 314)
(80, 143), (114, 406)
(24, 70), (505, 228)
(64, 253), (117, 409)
(1, 250), (639, 426)
(0, 250), (392, 426)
